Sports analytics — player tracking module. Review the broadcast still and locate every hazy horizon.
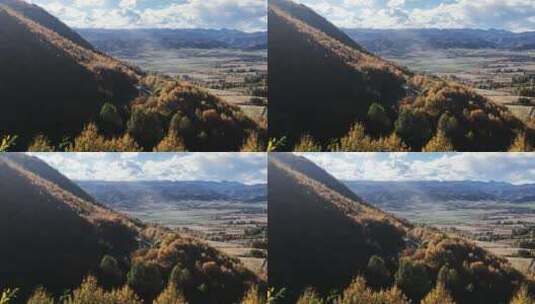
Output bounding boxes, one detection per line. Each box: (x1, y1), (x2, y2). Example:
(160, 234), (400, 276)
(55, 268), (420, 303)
(296, 0), (535, 33)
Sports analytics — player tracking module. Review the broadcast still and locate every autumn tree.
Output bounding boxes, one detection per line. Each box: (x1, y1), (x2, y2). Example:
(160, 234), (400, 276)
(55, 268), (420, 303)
(27, 287), (54, 304)
(28, 134), (55, 152)
(420, 284), (455, 304)
(294, 134), (322, 152)
(154, 131), (186, 152)
(422, 131), (454, 152)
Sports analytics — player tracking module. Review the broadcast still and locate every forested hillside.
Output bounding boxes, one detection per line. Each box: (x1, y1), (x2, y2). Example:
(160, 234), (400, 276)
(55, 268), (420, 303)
(269, 153), (531, 303)
(0, 154), (263, 303)
(0, 0), (263, 152)
(269, 0), (531, 152)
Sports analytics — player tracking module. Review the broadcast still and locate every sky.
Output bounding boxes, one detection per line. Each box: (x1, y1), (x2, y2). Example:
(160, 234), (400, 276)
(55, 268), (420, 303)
(299, 152), (535, 185)
(29, 152), (267, 184)
(297, 0), (535, 32)
(28, 0), (267, 31)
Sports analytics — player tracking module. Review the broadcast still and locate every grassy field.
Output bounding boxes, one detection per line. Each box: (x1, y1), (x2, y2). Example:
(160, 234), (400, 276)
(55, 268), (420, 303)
(376, 200), (535, 274)
(114, 200), (267, 276)
(110, 47), (268, 122)
(386, 49), (535, 122)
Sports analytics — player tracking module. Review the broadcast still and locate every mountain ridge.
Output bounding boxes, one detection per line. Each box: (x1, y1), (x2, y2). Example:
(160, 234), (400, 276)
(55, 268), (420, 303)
(0, 153), (261, 303)
(269, 153), (527, 303)
(269, 0), (528, 151)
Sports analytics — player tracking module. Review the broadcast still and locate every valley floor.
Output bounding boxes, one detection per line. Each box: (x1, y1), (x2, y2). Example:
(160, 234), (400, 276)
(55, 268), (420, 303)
(385, 49), (535, 123)
(113, 201), (267, 277)
(110, 47), (268, 123)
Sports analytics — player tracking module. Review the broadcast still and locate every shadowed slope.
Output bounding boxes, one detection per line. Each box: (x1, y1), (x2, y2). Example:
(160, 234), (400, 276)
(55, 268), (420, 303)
(269, 153), (527, 304)
(268, 0), (527, 151)
(0, 3), (140, 144)
(0, 154), (261, 303)
(269, 153), (409, 301)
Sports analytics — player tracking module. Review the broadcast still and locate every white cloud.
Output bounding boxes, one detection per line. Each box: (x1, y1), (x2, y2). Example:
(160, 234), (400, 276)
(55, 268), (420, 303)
(29, 0), (267, 31)
(298, 0), (535, 32)
(299, 152), (535, 185)
(28, 152), (267, 184)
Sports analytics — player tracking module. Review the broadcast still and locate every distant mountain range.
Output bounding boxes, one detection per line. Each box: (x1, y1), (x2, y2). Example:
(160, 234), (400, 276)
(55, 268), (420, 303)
(77, 28), (268, 53)
(269, 153), (526, 303)
(345, 180), (535, 208)
(268, 0), (525, 151)
(343, 28), (535, 55)
(77, 180), (267, 209)
(0, 153), (260, 302)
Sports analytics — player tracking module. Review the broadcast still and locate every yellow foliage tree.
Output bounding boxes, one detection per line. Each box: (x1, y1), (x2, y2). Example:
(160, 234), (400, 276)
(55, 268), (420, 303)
(331, 123), (373, 152)
(68, 123), (142, 152)
(509, 133), (531, 152)
(337, 277), (409, 304)
(422, 132), (454, 152)
(27, 287), (54, 304)
(240, 285), (265, 304)
(154, 131), (187, 152)
(153, 284), (187, 304)
(510, 286), (535, 304)
(0, 135), (16, 152)
(296, 288), (324, 304)
(294, 135), (322, 152)
(420, 284), (455, 304)
(241, 132), (266, 152)
(28, 135), (55, 152)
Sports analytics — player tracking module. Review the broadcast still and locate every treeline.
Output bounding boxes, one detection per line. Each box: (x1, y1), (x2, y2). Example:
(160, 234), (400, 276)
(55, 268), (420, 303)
(287, 78), (532, 152)
(6, 75), (266, 152)
(291, 276), (535, 304)
(275, 230), (535, 304)
(0, 277), (265, 304)
(0, 232), (263, 304)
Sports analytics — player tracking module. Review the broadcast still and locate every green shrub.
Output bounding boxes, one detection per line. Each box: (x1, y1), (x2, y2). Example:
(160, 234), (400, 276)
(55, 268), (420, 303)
(127, 262), (164, 300)
(99, 255), (123, 289)
(367, 103), (392, 136)
(395, 109), (432, 150)
(169, 264), (193, 290)
(366, 255), (391, 290)
(127, 109), (164, 150)
(395, 259), (432, 302)
(99, 103), (123, 134)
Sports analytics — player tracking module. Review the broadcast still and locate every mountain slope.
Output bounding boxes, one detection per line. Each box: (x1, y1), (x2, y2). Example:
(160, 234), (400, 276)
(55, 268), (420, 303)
(0, 154), (260, 303)
(269, 153), (526, 303)
(269, 153), (410, 301)
(269, 0), (527, 151)
(0, 1), (141, 144)
(269, 0), (408, 144)
(0, 0), (262, 152)
(0, 0), (94, 49)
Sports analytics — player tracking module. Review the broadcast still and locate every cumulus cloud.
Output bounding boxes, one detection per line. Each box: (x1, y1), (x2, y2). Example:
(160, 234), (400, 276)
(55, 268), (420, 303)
(299, 152), (535, 185)
(28, 0), (267, 31)
(28, 153), (267, 184)
(298, 0), (535, 32)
